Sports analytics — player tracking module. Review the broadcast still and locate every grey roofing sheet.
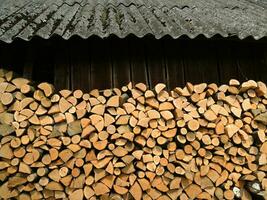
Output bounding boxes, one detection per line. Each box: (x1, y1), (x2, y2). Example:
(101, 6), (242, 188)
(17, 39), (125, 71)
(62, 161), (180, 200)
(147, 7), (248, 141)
(0, 0), (266, 42)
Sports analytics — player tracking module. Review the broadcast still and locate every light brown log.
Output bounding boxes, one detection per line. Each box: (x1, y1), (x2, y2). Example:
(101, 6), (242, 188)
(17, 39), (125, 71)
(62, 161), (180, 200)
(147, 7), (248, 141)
(137, 117), (150, 128)
(224, 190), (234, 200)
(11, 77), (28, 87)
(204, 110), (217, 121)
(73, 89), (83, 99)
(162, 128), (177, 138)
(146, 98), (159, 109)
(91, 157), (112, 169)
(59, 97), (72, 113)
(160, 111), (173, 120)
(0, 143), (13, 159)
(48, 169), (60, 182)
(59, 149), (73, 162)
(113, 185), (128, 195)
(20, 84), (33, 94)
(19, 161), (31, 174)
(0, 161), (9, 170)
(159, 102), (174, 111)
(38, 82), (54, 97)
(175, 149), (185, 160)
(176, 135), (186, 144)
(91, 104), (105, 115)
(116, 115), (130, 125)
(106, 96), (120, 107)
(155, 83), (166, 94)
(83, 186), (94, 199)
(194, 83), (207, 93)
(93, 140), (108, 151)
(130, 181), (142, 200)
(67, 120), (82, 136)
(103, 89), (112, 97)
(94, 182), (110, 195)
(71, 168), (81, 178)
(184, 184), (202, 199)
(45, 181), (64, 191)
(255, 112), (267, 125)
(112, 146), (128, 157)
(5, 84), (16, 93)
(59, 167), (69, 177)
(1, 71), (267, 199)
(135, 82), (147, 92)
(8, 176), (27, 188)
(231, 106), (242, 118)
(229, 79), (240, 86)
(1, 92), (13, 105)
(147, 109), (160, 119)
(242, 99), (252, 111)
(10, 158), (19, 167)
(225, 124), (239, 138)
(260, 142), (267, 154)
(187, 119), (199, 131)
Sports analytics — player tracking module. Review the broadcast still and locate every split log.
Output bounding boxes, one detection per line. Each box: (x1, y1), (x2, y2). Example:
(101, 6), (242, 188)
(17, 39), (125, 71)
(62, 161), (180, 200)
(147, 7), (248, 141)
(0, 70), (266, 199)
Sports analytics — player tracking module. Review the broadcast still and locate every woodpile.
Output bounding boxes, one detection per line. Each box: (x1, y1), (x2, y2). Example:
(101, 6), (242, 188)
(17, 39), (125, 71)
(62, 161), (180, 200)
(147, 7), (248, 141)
(0, 68), (266, 199)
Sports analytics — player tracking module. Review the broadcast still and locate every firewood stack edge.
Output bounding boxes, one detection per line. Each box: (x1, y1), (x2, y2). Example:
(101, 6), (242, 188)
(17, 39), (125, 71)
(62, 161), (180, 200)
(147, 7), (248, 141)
(0, 69), (266, 200)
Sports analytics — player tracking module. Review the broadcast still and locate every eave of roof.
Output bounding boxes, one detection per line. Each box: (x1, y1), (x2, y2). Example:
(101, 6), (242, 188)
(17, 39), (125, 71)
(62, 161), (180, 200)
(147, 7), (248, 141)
(0, 0), (266, 43)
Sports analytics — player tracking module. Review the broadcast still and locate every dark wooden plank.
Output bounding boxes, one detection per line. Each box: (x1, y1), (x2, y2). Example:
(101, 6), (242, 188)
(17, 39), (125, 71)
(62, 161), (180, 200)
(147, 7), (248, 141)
(234, 42), (256, 82)
(69, 38), (91, 91)
(182, 40), (204, 84)
(198, 41), (220, 84)
(23, 43), (34, 80)
(0, 43), (7, 69)
(0, 37), (265, 92)
(12, 42), (24, 76)
(32, 40), (54, 84)
(261, 45), (267, 83)
(0, 41), (24, 75)
(110, 37), (131, 88)
(248, 43), (267, 83)
(53, 40), (71, 91)
(129, 37), (148, 86)
(90, 37), (113, 90)
(163, 38), (184, 89)
(145, 38), (166, 88)
(217, 42), (240, 84)
(183, 40), (219, 85)
(1, 45), (14, 71)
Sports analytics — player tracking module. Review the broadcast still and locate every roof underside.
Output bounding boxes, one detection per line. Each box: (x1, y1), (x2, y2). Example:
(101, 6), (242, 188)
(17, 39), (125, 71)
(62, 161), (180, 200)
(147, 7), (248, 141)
(0, 0), (266, 43)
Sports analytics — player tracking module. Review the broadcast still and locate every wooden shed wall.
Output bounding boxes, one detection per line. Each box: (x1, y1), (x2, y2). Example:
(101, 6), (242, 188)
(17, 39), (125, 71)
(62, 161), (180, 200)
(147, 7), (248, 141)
(0, 36), (266, 91)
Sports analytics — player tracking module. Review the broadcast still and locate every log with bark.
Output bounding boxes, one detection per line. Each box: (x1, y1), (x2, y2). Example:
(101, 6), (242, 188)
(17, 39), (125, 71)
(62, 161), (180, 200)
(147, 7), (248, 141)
(0, 69), (266, 200)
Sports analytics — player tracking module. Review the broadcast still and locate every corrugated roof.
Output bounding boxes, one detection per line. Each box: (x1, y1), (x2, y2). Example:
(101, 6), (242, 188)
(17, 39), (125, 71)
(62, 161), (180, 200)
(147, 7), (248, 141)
(0, 0), (266, 43)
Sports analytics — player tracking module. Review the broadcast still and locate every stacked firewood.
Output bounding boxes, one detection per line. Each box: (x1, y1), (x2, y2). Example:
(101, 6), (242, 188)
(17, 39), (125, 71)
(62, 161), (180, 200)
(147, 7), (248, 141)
(0, 68), (266, 200)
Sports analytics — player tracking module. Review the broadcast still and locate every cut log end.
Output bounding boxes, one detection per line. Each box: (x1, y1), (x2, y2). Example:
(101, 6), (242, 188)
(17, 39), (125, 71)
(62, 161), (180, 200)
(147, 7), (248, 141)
(0, 69), (266, 199)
